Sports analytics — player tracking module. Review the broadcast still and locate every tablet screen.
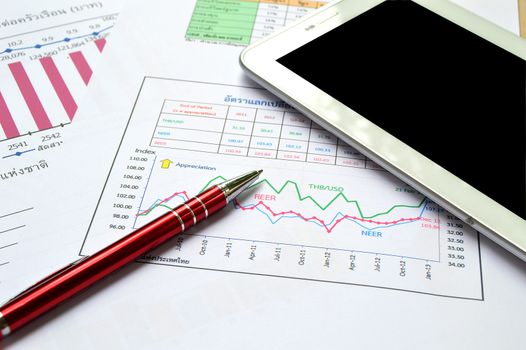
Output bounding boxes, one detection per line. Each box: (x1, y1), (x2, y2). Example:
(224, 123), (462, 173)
(278, 1), (526, 219)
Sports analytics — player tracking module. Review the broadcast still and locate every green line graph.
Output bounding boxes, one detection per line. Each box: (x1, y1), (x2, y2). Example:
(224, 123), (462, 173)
(137, 175), (427, 219)
(81, 77), (483, 300)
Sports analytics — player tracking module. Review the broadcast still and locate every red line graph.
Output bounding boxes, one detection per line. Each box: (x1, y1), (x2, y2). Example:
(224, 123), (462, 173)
(136, 191), (190, 215)
(135, 190), (423, 233)
(234, 200), (422, 233)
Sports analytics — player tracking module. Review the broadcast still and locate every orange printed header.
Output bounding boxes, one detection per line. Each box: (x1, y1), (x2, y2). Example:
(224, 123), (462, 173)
(242, 0), (326, 9)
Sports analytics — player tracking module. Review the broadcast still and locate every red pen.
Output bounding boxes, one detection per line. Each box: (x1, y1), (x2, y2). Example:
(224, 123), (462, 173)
(0, 169), (262, 339)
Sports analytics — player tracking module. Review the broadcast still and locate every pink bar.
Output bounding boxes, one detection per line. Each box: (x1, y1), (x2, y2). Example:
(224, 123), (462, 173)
(8, 62), (52, 130)
(40, 56), (77, 121)
(94, 38), (106, 52)
(69, 51), (92, 85)
(0, 92), (20, 139)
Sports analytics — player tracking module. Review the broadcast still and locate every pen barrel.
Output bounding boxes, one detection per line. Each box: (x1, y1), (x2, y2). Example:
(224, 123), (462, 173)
(0, 185), (227, 338)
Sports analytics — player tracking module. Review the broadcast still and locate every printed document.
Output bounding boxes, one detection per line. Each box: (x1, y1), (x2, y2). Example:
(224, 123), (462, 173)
(2, 1), (525, 349)
(0, 0), (123, 297)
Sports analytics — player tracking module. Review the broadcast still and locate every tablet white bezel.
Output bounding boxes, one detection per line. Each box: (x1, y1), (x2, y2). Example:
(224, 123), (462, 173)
(240, 0), (526, 261)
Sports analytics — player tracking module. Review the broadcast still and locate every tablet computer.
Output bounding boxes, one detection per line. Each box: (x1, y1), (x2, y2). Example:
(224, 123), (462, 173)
(240, 0), (526, 261)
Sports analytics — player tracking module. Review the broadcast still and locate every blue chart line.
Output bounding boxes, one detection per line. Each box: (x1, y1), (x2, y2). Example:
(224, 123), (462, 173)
(239, 200), (429, 231)
(137, 191), (428, 232)
(132, 155), (157, 229)
(136, 195), (436, 261)
(2, 148), (36, 159)
(0, 25), (113, 55)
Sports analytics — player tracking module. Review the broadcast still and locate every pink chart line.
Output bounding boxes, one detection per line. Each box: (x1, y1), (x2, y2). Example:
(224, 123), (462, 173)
(135, 191), (423, 233)
(136, 191), (190, 216)
(234, 200), (422, 233)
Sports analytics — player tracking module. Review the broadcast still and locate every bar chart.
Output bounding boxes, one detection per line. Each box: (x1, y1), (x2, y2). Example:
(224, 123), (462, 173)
(0, 13), (115, 142)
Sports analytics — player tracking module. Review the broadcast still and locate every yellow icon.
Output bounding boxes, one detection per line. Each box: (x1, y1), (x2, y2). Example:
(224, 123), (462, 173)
(160, 159), (173, 169)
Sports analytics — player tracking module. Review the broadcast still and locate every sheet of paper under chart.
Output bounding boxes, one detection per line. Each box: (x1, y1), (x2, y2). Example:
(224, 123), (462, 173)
(2, 0), (524, 349)
(0, 0), (124, 300)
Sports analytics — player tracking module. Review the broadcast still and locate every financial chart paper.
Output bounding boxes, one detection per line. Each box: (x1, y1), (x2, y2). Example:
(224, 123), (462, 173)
(81, 77), (483, 300)
(0, 0), (123, 300)
(0, 1), (120, 145)
(3, 0), (525, 349)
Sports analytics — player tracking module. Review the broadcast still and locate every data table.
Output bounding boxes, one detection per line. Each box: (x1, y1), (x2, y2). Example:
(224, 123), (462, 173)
(151, 99), (383, 170)
(186, 0), (326, 45)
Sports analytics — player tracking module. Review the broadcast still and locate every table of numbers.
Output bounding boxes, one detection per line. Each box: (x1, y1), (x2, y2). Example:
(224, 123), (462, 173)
(186, 0), (327, 45)
(151, 99), (382, 170)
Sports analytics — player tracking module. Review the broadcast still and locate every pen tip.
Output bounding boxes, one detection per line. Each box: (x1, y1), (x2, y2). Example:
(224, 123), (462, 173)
(257, 169), (263, 175)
